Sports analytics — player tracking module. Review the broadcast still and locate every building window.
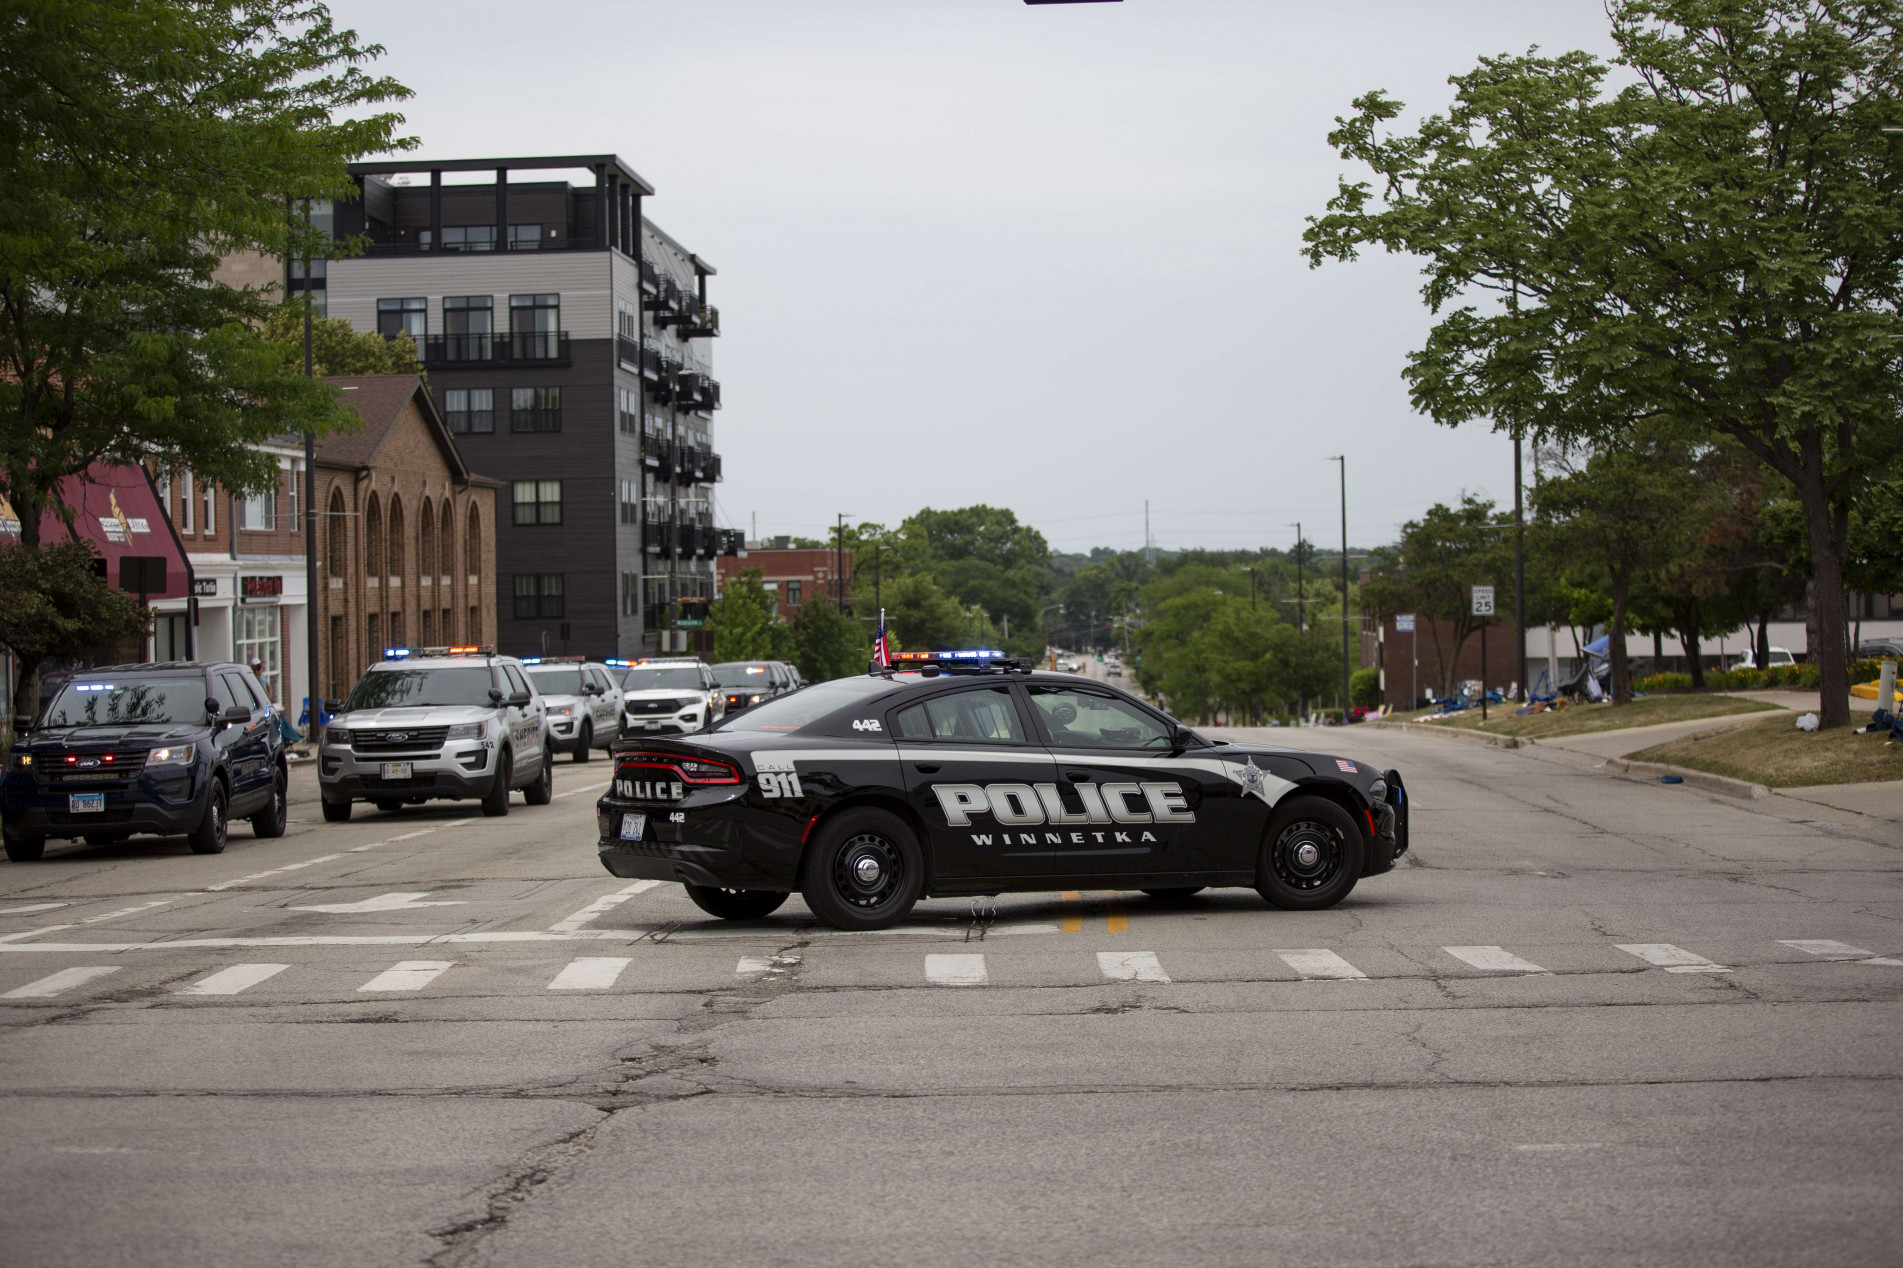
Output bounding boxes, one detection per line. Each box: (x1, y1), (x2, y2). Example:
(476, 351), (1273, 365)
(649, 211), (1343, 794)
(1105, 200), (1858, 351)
(443, 388), (494, 435)
(201, 475), (215, 534)
(363, 495), (382, 576)
(327, 489), (347, 576)
(513, 573), (564, 619)
(239, 487), (274, 531)
(388, 496), (405, 578)
(619, 480), (640, 525)
(287, 460), (301, 523)
(439, 505), (454, 578)
(419, 500), (436, 577)
(509, 293), (559, 359)
(443, 296), (493, 362)
(467, 507), (482, 575)
(179, 472), (194, 533)
(617, 300), (639, 341)
(377, 297), (426, 340)
(441, 225), (495, 253)
(508, 223), (543, 251)
(513, 480), (562, 527)
(510, 386), (561, 433)
(237, 606), (281, 707)
(786, 580), (802, 607)
(618, 387), (639, 434)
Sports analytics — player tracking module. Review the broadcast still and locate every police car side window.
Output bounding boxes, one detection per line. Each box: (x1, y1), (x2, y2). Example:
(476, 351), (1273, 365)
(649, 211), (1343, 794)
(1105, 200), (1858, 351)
(503, 664), (530, 698)
(212, 674), (246, 714)
(895, 688), (1024, 744)
(1028, 686), (1171, 749)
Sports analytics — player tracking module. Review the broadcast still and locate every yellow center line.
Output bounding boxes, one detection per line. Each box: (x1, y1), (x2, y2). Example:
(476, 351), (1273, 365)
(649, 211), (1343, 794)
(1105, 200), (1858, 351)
(1106, 902), (1128, 934)
(1060, 891), (1083, 934)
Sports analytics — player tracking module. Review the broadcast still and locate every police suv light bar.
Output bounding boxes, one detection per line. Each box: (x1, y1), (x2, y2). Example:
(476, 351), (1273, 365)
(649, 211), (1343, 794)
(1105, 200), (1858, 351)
(383, 645), (493, 660)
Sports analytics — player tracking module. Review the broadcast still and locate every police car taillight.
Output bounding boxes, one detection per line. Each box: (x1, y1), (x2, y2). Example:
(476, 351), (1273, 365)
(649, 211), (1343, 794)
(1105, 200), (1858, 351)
(615, 754), (740, 785)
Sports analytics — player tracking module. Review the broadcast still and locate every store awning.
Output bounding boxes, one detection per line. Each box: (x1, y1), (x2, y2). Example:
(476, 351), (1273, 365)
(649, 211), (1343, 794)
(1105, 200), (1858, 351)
(0, 464), (190, 601)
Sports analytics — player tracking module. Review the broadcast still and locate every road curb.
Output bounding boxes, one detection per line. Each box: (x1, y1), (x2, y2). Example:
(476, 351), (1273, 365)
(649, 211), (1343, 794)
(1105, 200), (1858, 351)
(1597, 756), (1771, 800)
(1365, 720), (1523, 749)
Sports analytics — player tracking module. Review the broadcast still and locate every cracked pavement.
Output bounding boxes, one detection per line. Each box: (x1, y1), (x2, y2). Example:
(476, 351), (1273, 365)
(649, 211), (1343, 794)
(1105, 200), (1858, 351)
(0, 734), (1899, 1266)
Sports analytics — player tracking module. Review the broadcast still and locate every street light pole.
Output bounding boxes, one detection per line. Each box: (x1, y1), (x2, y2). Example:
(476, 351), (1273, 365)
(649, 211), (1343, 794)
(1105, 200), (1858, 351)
(1514, 435), (1526, 703)
(301, 210), (319, 738)
(1331, 456), (1349, 721)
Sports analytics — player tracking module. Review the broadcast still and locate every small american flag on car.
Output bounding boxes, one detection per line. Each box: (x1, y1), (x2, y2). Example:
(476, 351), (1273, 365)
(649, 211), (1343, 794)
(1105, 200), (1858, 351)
(1336, 759), (1358, 773)
(873, 608), (890, 669)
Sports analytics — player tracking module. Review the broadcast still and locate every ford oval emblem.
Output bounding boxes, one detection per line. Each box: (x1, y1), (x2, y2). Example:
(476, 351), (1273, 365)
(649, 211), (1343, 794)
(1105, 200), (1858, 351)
(78, 756), (100, 769)
(387, 732), (409, 742)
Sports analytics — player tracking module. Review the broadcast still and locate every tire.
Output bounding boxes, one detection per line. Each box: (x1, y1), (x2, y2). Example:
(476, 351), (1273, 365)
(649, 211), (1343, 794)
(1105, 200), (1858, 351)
(524, 749), (554, 806)
(799, 808), (924, 931)
(190, 781), (229, 855)
(373, 799), (402, 814)
(250, 770), (288, 838)
(1141, 887), (1205, 901)
(480, 751), (512, 817)
(320, 796), (352, 823)
(1255, 795), (1362, 911)
(684, 884), (789, 921)
(4, 829), (46, 862)
(572, 723), (592, 763)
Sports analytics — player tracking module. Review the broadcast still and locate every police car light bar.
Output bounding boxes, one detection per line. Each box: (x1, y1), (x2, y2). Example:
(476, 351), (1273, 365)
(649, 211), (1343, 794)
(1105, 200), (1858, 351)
(890, 649), (1008, 662)
(605, 659), (633, 668)
(383, 647), (411, 659)
(384, 645), (493, 660)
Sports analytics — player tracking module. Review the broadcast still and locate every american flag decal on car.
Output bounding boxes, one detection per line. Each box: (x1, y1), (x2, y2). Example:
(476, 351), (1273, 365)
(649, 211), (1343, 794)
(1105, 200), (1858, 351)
(1336, 759), (1358, 773)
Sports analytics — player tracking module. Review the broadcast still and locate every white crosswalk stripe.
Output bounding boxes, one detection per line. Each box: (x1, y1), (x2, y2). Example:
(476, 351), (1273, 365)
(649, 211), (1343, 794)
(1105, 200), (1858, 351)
(546, 957), (631, 990)
(1780, 939), (1903, 965)
(1616, 943), (1730, 973)
(925, 953), (988, 986)
(178, 963), (289, 996)
(1276, 949), (1367, 980)
(4, 966), (120, 998)
(1097, 951), (1170, 983)
(358, 960), (454, 992)
(1444, 945), (1550, 974)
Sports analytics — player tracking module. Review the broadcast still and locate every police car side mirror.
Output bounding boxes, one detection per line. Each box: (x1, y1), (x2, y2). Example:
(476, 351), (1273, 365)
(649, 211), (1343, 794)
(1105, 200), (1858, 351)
(220, 704), (251, 725)
(488, 688), (505, 706)
(205, 697), (221, 720)
(322, 699), (342, 714)
(507, 690), (532, 707)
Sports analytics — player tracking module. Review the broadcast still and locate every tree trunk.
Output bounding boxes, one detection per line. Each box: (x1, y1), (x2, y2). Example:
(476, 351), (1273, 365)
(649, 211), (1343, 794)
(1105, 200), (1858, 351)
(1756, 611), (1770, 671)
(1608, 570), (1632, 705)
(1797, 476), (1851, 728)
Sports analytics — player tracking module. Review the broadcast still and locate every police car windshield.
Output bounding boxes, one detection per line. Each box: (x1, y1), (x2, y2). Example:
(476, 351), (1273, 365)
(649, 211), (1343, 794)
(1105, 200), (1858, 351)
(43, 678), (206, 727)
(525, 668), (584, 695)
(623, 667), (702, 691)
(713, 663), (772, 687)
(344, 666), (495, 711)
(718, 678), (888, 732)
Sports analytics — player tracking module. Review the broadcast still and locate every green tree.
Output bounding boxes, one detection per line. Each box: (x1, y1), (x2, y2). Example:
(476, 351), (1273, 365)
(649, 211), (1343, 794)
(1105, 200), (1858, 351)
(0, 0), (410, 712)
(710, 570), (792, 662)
(790, 598), (865, 684)
(261, 303), (421, 376)
(0, 542), (151, 726)
(1361, 497), (1511, 698)
(1305, 0), (1903, 727)
(897, 505), (1053, 657)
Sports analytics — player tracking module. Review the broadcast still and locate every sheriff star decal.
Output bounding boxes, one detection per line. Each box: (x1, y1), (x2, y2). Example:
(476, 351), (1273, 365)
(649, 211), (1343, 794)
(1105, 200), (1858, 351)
(1227, 756), (1276, 805)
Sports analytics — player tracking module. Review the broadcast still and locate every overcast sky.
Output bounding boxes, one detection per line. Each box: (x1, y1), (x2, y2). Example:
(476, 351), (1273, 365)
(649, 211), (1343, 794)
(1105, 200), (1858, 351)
(327, 0), (1619, 556)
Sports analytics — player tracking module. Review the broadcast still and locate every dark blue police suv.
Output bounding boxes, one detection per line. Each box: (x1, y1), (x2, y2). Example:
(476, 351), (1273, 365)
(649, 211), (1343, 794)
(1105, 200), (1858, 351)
(2, 661), (288, 862)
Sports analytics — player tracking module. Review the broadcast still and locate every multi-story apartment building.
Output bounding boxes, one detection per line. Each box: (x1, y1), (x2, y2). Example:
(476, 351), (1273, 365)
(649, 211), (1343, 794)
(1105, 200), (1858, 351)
(311, 155), (734, 659)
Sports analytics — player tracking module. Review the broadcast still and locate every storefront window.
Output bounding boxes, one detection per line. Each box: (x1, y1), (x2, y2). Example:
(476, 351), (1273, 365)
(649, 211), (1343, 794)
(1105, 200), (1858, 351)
(237, 606), (281, 708)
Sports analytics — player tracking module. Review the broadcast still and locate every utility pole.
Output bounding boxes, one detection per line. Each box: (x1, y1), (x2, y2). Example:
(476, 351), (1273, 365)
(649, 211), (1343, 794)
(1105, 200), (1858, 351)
(1144, 500), (1153, 567)
(1514, 436), (1526, 703)
(1331, 456), (1349, 722)
(834, 513), (846, 609)
(301, 202), (319, 735)
(1290, 522), (1305, 631)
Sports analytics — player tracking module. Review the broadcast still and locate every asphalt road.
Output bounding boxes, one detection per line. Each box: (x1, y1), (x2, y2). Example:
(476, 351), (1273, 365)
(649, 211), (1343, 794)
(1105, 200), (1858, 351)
(0, 730), (1898, 1267)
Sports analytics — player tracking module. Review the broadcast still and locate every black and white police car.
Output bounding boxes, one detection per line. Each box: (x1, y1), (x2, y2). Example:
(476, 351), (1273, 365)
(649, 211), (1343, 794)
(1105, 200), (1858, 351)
(596, 650), (1408, 930)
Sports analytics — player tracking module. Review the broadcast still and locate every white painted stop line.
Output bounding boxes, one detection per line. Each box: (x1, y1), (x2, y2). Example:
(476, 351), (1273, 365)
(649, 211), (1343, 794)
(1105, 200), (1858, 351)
(178, 963), (289, 995)
(1780, 939), (1903, 965)
(359, 960), (454, 992)
(1444, 945), (1550, 974)
(1616, 943), (1730, 973)
(4, 966), (119, 998)
(1098, 951), (1170, 983)
(1276, 949), (1367, 980)
(925, 953), (987, 986)
(546, 957), (631, 990)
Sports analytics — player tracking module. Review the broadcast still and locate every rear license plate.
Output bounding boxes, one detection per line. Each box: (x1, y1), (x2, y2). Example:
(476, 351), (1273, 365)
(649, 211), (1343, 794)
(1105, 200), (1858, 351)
(380, 762), (413, 780)
(642, 720), (663, 730)
(620, 812), (646, 841)
(67, 793), (104, 813)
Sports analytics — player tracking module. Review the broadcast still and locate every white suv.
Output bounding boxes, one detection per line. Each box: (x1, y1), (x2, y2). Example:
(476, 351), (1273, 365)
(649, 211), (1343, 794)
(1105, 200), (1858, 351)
(615, 658), (725, 736)
(319, 648), (553, 820)
(522, 658), (622, 762)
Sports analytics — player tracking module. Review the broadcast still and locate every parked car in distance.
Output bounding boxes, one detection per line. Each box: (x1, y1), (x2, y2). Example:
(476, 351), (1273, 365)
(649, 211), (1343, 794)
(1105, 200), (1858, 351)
(319, 647), (553, 820)
(1, 660), (288, 862)
(616, 658), (725, 736)
(1856, 639), (1903, 660)
(1731, 646), (1796, 670)
(522, 658), (621, 762)
(712, 661), (798, 715)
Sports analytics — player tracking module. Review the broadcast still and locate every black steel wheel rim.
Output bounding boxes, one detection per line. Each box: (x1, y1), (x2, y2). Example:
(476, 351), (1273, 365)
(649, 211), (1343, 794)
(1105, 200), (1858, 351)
(1272, 819), (1341, 891)
(210, 794), (226, 844)
(832, 832), (904, 911)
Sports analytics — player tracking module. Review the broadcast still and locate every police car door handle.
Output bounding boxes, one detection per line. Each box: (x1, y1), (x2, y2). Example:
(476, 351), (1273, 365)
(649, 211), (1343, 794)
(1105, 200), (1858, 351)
(1065, 771), (1092, 782)
(913, 763), (940, 774)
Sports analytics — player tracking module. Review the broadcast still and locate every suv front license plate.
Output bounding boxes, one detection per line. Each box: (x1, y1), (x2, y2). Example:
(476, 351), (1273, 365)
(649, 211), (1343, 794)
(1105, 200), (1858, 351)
(620, 812), (646, 841)
(380, 762), (413, 780)
(68, 793), (104, 813)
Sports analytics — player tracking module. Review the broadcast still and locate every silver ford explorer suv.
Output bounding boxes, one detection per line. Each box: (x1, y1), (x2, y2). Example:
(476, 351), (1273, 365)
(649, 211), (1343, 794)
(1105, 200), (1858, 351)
(319, 647), (552, 820)
(521, 657), (621, 762)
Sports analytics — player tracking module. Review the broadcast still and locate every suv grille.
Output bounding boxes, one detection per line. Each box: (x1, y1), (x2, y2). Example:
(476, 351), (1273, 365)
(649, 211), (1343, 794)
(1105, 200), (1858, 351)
(44, 752), (149, 784)
(352, 727), (450, 754)
(626, 698), (694, 715)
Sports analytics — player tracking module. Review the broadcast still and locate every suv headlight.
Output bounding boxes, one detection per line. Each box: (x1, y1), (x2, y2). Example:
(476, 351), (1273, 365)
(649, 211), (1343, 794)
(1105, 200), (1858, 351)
(147, 744), (196, 766)
(445, 723), (483, 741)
(324, 727), (351, 746)
(548, 705), (574, 717)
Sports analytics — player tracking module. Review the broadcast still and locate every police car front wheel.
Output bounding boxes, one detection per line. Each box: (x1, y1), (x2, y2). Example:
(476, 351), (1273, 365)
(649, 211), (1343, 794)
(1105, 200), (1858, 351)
(1256, 796), (1362, 911)
(800, 809), (925, 931)
(684, 885), (788, 921)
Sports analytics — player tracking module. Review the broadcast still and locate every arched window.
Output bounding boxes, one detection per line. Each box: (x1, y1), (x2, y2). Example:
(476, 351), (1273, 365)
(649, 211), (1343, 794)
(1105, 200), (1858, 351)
(418, 499), (435, 578)
(326, 488), (346, 577)
(439, 503), (454, 579)
(363, 494), (383, 582)
(387, 495), (405, 578)
(466, 505), (481, 578)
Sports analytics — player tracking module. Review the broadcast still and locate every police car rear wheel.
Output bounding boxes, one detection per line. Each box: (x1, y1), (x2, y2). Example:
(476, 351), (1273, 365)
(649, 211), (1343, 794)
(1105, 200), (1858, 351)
(801, 810), (924, 931)
(524, 751), (554, 806)
(572, 722), (592, 762)
(684, 885), (789, 921)
(1256, 796), (1361, 911)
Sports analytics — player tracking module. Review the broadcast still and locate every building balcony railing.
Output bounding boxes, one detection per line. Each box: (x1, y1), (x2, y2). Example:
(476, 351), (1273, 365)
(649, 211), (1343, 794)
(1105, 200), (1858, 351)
(679, 302), (720, 338)
(359, 238), (602, 258)
(424, 331), (570, 367)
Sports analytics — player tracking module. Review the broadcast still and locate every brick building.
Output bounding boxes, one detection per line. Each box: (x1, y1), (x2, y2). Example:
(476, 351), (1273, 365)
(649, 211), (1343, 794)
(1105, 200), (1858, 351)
(715, 543), (853, 621)
(311, 375), (500, 701)
(1363, 612), (1526, 710)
